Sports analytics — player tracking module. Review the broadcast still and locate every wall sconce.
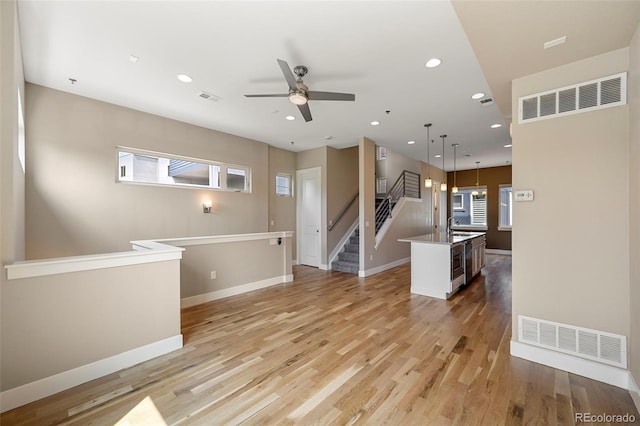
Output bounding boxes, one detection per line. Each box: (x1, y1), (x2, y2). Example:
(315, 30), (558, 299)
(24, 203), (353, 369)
(203, 200), (213, 214)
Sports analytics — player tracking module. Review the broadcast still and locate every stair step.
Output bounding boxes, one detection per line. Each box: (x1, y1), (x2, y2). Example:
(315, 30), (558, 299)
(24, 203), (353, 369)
(349, 236), (359, 244)
(344, 243), (359, 253)
(338, 251), (359, 263)
(331, 260), (359, 275)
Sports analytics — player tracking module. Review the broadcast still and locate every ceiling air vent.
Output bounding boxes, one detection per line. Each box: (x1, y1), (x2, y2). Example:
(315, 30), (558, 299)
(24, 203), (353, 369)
(518, 315), (627, 368)
(198, 91), (223, 102)
(518, 72), (626, 123)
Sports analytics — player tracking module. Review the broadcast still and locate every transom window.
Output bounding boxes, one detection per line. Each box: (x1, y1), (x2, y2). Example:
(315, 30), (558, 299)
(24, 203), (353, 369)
(117, 148), (251, 193)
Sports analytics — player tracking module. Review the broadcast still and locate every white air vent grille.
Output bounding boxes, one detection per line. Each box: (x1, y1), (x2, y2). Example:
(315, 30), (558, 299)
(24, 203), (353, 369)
(518, 315), (627, 368)
(518, 72), (626, 123)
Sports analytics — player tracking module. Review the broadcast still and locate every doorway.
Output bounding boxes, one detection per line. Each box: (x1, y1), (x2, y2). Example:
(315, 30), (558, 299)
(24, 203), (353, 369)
(296, 167), (321, 267)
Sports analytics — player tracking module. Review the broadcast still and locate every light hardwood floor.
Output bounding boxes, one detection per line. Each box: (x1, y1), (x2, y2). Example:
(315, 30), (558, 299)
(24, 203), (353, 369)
(2, 255), (638, 425)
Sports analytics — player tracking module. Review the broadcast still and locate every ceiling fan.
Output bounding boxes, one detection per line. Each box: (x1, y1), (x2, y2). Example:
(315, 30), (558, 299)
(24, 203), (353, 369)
(245, 59), (355, 122)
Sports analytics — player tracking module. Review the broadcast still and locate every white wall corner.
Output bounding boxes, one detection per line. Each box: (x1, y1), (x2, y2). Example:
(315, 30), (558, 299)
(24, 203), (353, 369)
(319, 264), (329, 271)
(0, 334), (183, 413)
(510, 340), (632, 390)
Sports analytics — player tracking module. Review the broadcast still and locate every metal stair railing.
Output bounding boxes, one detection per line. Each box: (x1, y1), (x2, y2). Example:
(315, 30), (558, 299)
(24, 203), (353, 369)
(374, 170), (420, 234)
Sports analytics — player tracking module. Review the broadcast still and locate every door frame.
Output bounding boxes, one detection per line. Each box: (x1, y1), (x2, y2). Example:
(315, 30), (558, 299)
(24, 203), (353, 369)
(296, 167), (322, 268)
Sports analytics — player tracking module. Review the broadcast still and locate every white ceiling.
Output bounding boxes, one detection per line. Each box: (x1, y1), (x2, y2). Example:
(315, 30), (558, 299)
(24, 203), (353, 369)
(16, 1), (640, 172)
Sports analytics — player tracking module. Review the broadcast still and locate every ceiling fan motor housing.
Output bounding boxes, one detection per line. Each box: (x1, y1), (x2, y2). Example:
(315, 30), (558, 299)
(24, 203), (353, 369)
(293, 65), (308, 79)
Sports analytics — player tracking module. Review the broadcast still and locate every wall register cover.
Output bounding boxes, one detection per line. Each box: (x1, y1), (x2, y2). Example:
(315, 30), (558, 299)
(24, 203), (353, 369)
(518, 72), (627, 123)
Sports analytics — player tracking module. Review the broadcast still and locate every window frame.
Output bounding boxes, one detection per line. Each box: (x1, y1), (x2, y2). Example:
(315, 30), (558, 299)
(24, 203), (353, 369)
(451, 186), (488, 231)
(275, 173), (293, 197)
(498, 184), (513, 231)
(452, 193), (464, 210)
(116, 146), (252, 193)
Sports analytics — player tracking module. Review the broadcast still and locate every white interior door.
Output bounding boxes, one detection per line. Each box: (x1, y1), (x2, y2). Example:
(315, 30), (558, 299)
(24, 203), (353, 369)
(297, 168), (321, 267)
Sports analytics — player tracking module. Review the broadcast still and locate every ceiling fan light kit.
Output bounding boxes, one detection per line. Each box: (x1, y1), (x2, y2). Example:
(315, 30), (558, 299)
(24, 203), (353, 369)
(245, 59), (355, 122)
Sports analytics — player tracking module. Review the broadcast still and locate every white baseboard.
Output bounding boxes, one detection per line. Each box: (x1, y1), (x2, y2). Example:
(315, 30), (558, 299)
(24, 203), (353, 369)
(319, 263), (329, 271)
(486, 249), (512, 255)
(292, 259), (298, 266)
(181, 274), (293, 308)
(0, 334), (183, 413)
(510, 340), (633, 390)
(630, 373), (640, 413)
(358, 257), (410, 277)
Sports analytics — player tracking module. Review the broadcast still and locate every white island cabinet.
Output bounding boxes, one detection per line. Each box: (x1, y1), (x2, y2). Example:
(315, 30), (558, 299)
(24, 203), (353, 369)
(398, 232), (485, 300)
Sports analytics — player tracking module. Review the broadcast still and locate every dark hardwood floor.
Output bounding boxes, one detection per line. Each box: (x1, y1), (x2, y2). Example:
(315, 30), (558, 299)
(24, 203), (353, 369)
(2, 255), (638, 425)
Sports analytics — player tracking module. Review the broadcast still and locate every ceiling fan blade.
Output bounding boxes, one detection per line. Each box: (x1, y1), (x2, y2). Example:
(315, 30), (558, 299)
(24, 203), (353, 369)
(244, 94), (289, 98)
(277, 59), (298, 91)
(307, 91), (355, 101)
(298, 103), (312, 122)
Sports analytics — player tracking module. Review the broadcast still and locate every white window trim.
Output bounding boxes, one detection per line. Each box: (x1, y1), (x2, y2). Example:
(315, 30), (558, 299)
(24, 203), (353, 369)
(275, 173), (293, 197)
(452, 193), (464, 210)
(115, 146), (251, 193)
(499, 184), (513, 230)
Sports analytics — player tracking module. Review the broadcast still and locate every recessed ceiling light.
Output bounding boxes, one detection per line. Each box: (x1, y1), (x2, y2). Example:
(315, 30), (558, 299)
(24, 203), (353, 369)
(177, 74), (193, 83)
(325, 136), (334, 140)
(434, 154), (442, 158)
(285, 115), (295, 121)
(370, 121), (380, 126)
(408, 140), (415, 145)
(471, 92), (485, 100)
(129, 55), (139, 63)
(504, 144), (513, 148)
(425, 58), (442, 68)
(491, 123), (502, 129)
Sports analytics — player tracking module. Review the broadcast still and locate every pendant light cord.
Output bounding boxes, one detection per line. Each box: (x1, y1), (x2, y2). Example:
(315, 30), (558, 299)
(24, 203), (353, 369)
(425, 123), (432, 178)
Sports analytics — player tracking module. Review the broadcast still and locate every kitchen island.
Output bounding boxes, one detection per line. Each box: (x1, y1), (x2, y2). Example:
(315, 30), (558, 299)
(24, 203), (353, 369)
(398, 231), (485, 299)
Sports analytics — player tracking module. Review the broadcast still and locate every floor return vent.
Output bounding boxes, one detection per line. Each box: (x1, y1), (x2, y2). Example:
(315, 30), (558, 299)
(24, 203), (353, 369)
(518, 315), (627, 368)
(518, 72), (627, 124)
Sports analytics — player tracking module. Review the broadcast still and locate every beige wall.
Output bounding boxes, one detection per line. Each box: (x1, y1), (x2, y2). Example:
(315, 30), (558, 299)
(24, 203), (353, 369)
(512, 49), (630, 339)
(629, 23), (640, 388)
(1, 260), (181, 391)
(360, 138), (431, 274)
(1, 0), (26, 266)
(179, 237), (292, 299)
(375, 145), (422, 196)
(326, 146), (359, 257)
(25, 85), (271, 259)
(446, 165), (512, 250)
(268, 146), (296, 258)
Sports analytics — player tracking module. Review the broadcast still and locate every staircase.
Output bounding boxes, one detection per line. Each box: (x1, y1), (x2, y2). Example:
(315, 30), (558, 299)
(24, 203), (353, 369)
(374, 170), (421, 235)
(331, 228), (359, 274)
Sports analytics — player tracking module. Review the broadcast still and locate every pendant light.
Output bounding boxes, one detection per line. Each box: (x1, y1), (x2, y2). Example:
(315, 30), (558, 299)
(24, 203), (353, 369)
(440, 134), (447, 191)
(451, 143), (459, 193)
(472, 161), (480, 196)
(424, 123), (433, 188)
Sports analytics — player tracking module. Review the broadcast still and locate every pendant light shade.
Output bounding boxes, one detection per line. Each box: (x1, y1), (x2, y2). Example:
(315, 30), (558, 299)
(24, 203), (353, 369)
(424, 123), (432, 188)
(440, 134), (447, 191)
(451, 143), (459, 193)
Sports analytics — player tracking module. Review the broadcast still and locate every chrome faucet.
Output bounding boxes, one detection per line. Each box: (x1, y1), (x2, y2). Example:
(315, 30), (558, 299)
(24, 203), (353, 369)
(447, 217), (458, 235)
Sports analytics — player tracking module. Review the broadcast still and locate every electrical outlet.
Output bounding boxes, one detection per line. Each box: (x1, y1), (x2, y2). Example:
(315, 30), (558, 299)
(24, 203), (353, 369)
(270, 219), (275, 226)
(210, 271), (216, 280)
(369, 254), (373, 261)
